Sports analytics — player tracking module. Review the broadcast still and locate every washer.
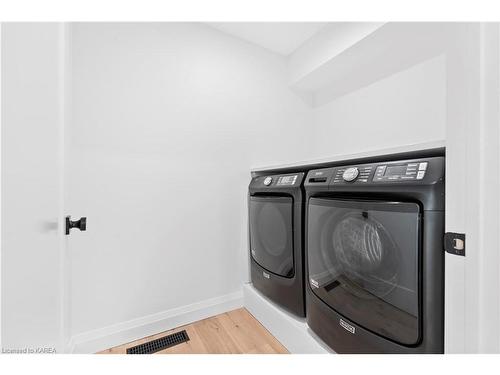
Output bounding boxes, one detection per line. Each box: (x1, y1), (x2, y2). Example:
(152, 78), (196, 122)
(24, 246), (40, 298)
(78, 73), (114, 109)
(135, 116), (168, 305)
(248, 172), (305, 317)
(304, 156), (445, 353)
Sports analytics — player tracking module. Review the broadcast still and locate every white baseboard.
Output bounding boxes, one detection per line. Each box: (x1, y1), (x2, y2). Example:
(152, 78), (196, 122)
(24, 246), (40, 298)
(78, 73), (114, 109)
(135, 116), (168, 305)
(243, 283), (333, 354)
(68, 290), (243, 354)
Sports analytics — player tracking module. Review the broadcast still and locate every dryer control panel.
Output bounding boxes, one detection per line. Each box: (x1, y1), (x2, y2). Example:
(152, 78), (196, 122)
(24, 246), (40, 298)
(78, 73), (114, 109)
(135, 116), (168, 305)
(276, 174), (299, 186)
(250, 172), (305, 190)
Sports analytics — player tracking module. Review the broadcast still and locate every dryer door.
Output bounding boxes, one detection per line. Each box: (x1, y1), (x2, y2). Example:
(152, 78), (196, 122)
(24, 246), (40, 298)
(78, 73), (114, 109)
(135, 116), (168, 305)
(307, 198), (421, 346)
(249, 196), (294, 278)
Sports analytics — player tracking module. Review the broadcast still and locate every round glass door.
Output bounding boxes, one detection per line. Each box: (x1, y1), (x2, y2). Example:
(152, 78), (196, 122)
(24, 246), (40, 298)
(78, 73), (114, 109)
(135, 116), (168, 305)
(249, 196), (294, 277)
(307, 198), (421, 345)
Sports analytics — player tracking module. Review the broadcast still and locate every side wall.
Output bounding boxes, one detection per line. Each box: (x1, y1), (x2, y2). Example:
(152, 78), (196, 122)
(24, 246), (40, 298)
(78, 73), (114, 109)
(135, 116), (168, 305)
(67, 23), (312, 351)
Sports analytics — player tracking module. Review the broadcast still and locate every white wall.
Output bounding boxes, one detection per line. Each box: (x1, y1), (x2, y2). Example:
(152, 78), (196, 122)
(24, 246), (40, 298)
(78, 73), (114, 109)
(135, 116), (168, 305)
(309, 55), (446, 158)
(66, 23), (312, 347)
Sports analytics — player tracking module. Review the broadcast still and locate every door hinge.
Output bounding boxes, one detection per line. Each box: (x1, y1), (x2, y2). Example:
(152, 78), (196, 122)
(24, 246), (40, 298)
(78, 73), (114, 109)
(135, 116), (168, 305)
(444, 232), (465, 256)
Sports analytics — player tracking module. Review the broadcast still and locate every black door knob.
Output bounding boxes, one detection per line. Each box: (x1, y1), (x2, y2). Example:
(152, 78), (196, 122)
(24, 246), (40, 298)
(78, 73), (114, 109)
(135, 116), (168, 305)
(65, 216), (87, 235)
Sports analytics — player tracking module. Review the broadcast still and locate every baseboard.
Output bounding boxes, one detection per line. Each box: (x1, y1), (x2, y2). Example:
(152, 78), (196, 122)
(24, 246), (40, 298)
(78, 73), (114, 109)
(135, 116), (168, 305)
(243, 283), (333, 354)
(68, 290), (244, 353)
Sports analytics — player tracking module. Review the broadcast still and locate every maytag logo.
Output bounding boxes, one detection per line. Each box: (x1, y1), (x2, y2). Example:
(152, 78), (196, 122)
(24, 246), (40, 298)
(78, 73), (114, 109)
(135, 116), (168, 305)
(339, 318), (356, 334)
(263, 271), (270, 279)
(310, 278), (319, 288)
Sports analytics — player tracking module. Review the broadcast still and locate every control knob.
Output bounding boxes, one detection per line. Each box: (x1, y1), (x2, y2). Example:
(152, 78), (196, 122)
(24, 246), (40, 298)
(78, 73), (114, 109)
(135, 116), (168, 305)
(263, 177), (273, 186)
(343, 167), (359, 182)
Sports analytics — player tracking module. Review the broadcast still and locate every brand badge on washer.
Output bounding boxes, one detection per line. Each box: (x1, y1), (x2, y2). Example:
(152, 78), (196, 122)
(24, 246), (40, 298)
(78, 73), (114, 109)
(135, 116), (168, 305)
(263, 271), (270, 279)
(340, 318), (356, 334)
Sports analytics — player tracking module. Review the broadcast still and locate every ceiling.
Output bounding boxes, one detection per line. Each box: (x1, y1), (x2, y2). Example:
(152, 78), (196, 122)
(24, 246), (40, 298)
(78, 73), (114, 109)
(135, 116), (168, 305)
(207, 22), (328, 56)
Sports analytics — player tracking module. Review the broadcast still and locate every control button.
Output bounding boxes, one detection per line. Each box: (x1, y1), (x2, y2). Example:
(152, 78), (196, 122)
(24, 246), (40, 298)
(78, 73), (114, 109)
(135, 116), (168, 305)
(263, 177), (273, 186)
(342, 167), (360, 182)
(416, 171), (425, 180)
(407, 163), (418, 168)
(419, 162), (428, 171)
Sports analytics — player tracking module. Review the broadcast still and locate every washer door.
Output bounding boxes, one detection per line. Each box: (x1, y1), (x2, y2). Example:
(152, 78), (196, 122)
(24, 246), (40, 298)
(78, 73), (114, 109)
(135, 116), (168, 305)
(249, 196), (294, 277)
(307, 198), (421, 345)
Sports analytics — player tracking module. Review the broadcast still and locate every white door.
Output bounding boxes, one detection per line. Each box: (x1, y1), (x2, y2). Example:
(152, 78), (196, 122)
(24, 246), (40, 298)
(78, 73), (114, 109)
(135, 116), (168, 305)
(1, 23), (68, 353)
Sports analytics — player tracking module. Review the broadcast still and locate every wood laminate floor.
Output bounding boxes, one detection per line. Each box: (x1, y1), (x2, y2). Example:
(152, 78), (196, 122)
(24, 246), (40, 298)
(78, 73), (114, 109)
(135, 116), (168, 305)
(98, 308), (288, 354)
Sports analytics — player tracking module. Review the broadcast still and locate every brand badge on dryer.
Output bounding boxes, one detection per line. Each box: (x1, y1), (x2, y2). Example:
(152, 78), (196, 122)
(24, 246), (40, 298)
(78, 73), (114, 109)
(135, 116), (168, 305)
(310, 278), (319, 288)
(340, 318), (356, 334)
(263, 271), (270, 279)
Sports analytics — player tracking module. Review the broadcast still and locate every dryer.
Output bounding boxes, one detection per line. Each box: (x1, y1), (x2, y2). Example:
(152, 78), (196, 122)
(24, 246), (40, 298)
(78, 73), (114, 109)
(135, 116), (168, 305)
(304, 157), (445, 353)
(249, 172), (305, 317)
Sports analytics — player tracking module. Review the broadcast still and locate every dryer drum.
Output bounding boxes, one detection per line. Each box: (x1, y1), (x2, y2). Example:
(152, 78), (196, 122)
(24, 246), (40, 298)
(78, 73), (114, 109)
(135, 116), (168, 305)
(328, 212), (400, 299)
(256, 203), (288, 257)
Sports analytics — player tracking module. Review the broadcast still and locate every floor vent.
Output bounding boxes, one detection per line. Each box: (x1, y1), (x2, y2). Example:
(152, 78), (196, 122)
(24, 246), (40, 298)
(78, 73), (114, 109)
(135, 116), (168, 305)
(126, 330), (190, 354)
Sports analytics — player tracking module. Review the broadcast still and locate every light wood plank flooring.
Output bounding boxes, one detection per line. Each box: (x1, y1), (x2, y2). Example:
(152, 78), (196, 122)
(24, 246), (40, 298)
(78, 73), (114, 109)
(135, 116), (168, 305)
(98, 308), (288, 354)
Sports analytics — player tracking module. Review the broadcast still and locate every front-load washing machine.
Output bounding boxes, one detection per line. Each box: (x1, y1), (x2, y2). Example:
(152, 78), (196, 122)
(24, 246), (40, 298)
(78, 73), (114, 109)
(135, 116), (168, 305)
(248, 172), (305, 317)
(304, 156), (445, 353)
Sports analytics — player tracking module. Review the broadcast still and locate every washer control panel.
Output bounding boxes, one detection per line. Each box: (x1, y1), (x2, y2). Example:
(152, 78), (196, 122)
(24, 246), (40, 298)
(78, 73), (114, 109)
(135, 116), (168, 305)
(305, 157), (443, 188)
(373, 161), (428, 182)
(326, 159), (433, 185)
